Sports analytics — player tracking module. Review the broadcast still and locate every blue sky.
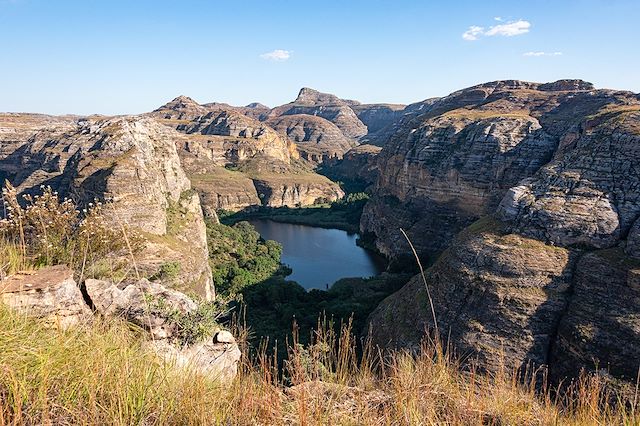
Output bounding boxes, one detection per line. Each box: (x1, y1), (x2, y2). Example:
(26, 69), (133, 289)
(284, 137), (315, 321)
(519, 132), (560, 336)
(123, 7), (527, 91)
(1, 0), (639, 115)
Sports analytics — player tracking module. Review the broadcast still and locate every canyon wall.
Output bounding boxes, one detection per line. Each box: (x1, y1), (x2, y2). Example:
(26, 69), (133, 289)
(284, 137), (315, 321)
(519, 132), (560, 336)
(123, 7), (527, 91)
(365, 80), (640, 383)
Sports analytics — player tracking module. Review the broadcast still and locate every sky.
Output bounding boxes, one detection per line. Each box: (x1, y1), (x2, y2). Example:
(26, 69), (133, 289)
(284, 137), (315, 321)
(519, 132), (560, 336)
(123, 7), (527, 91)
(1, 0), (639, 115)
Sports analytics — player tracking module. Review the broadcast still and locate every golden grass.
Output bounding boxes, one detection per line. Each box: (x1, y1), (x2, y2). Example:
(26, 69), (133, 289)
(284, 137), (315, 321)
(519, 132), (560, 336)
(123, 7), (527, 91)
(0, 306), (637, 425)
(0, 240), (34, 280)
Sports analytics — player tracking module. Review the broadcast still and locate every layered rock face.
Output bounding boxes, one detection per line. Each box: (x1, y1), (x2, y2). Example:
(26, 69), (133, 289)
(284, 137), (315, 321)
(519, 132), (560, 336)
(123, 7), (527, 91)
(0, 114), (214, 299)
(550, 249), (640, 382)
(362, 80), (638, 260)
(266, 114), (355, 163)
(321, 144), (382, 189)
(369, 219), (577, 371)
(366, 80), (640, 383)
(148, 95), (344, 211)
(270, 88), (368, 140)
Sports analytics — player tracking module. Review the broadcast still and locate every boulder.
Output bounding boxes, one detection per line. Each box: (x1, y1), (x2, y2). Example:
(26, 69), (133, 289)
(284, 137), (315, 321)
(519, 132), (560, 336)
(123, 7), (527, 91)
(85, 278), (241, 382)
(149, 332), (241, 383)
(0, 266), (91, 329)
(85, 278), (197, 340)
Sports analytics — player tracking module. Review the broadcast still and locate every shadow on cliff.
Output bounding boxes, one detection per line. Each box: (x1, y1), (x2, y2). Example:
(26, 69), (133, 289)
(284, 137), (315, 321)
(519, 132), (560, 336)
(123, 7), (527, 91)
(517, 249), (582, 384)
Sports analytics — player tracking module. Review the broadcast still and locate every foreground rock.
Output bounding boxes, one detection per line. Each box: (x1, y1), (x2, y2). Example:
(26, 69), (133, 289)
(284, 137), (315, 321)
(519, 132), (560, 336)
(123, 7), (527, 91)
(0, 266), (91, 329)
(0, 271), (241, 382)
(86, 277), (241, 381)
(150, 336), (241, 383)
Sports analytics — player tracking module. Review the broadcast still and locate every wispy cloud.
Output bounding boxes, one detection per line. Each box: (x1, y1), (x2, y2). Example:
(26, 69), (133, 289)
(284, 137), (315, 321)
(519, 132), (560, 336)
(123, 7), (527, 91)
(523, 51), (563, 57)
(462, 19), (531, 41)
(259, 49), (291, 61)
(462, 26), (485, 41)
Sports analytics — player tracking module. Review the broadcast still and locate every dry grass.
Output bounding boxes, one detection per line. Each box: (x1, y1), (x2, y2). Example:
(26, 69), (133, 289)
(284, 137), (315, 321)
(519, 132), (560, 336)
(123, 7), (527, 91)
(0, 306), (637, 425)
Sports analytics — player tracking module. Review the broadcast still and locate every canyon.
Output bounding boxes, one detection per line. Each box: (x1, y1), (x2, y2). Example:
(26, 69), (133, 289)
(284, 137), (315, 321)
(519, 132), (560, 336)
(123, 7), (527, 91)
(1, 79), (639, 390)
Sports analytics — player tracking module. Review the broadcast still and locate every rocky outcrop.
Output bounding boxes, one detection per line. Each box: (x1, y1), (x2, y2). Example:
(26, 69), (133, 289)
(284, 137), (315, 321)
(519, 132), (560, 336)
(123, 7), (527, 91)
(169, 109), (343, 211)
(322, 144), (382, 189)
(268, 88), (368, 140)
(550, 249), (640, 382)
(85, 277), (197, 339)
(362, 80), (639, 261)
(366, 80), (640, 384)
(368, 218), (577, 372)
(150, 337), (241, 383)
(359, 98), (440, 146)
(498, 108), (640, 249)
(177, 110), (297, 164)
(0, 266), (91, 329)
(1, 272), (241, 382)
(0, 115), (215, 299)
(85, 277), (241, 381)
(266, 114), (356, 163)
(203, 101), (271, 121)
(151, 95), (210, 121)
(253, 177), (344, 207)
(351, 103), (405, 137)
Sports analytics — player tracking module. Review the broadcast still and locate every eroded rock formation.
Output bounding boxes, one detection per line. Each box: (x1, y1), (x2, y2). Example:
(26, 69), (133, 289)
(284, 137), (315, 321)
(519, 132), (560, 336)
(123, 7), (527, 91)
(366, 80), (640, 384)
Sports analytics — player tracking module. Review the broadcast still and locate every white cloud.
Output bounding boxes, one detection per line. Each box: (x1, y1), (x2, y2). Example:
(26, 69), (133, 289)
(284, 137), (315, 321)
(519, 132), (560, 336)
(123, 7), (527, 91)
(462, 19), (531, 41)
(462, 26), (485, 41)
(494, 16), (503, 21)
(259, 49), (291, 61)
(485, 20), (531, 37)
(523, 51), (563, 57)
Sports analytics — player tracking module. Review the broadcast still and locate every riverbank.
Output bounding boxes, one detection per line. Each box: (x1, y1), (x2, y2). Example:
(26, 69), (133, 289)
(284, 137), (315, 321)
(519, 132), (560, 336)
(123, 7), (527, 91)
(219, 192), (370, 234)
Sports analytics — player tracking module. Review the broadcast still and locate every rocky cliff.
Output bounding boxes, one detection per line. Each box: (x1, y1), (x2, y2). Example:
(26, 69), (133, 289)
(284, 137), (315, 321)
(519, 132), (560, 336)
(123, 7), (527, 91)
(152, 99), (344, 211)
(365, 80), (640, 384)
(0, 114), (214, 299)
(266, 114), (356, 164)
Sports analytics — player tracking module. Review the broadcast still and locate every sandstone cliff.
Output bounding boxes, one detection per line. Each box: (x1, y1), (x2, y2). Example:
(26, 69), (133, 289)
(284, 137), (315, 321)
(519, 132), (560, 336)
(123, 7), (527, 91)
(266, 114), (356, 164)
(365, 80), (640, 384)
(0, 114), (214, 299)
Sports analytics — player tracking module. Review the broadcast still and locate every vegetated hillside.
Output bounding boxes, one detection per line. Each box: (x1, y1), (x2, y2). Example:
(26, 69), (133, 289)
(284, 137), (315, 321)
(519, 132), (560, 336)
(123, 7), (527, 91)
(363, 79), (640, 387)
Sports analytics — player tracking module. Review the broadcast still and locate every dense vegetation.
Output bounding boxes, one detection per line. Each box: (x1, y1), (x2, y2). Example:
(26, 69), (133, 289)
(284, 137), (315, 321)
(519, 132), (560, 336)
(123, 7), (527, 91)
(206, 220), (287, 295)
(238, 273), (412, 355)
(220, 192), (370, 233)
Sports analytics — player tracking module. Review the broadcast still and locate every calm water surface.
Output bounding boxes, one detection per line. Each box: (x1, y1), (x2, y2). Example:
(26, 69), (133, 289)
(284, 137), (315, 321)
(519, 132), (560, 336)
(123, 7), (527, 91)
(248, 219), (385, 290)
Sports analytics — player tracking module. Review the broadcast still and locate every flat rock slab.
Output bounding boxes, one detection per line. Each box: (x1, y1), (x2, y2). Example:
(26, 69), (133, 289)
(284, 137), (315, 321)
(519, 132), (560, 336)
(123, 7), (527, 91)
(1, 265), (73, 293)
(0, 265), (91, 329)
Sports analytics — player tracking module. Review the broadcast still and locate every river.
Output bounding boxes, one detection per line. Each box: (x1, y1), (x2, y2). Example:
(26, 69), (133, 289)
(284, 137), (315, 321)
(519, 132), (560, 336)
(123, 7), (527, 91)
(248, 219), (385, 290)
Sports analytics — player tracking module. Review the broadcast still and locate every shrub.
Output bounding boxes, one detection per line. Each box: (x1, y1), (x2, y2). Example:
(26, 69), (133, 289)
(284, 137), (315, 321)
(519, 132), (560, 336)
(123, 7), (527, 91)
(0, 181), (144, 279)
(150, 261), (181, 281)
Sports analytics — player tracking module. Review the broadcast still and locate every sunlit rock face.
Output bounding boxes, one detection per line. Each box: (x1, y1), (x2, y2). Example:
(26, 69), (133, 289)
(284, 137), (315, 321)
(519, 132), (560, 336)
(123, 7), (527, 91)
(365, 80), (640, 384)
(0, 114), (214, 300)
